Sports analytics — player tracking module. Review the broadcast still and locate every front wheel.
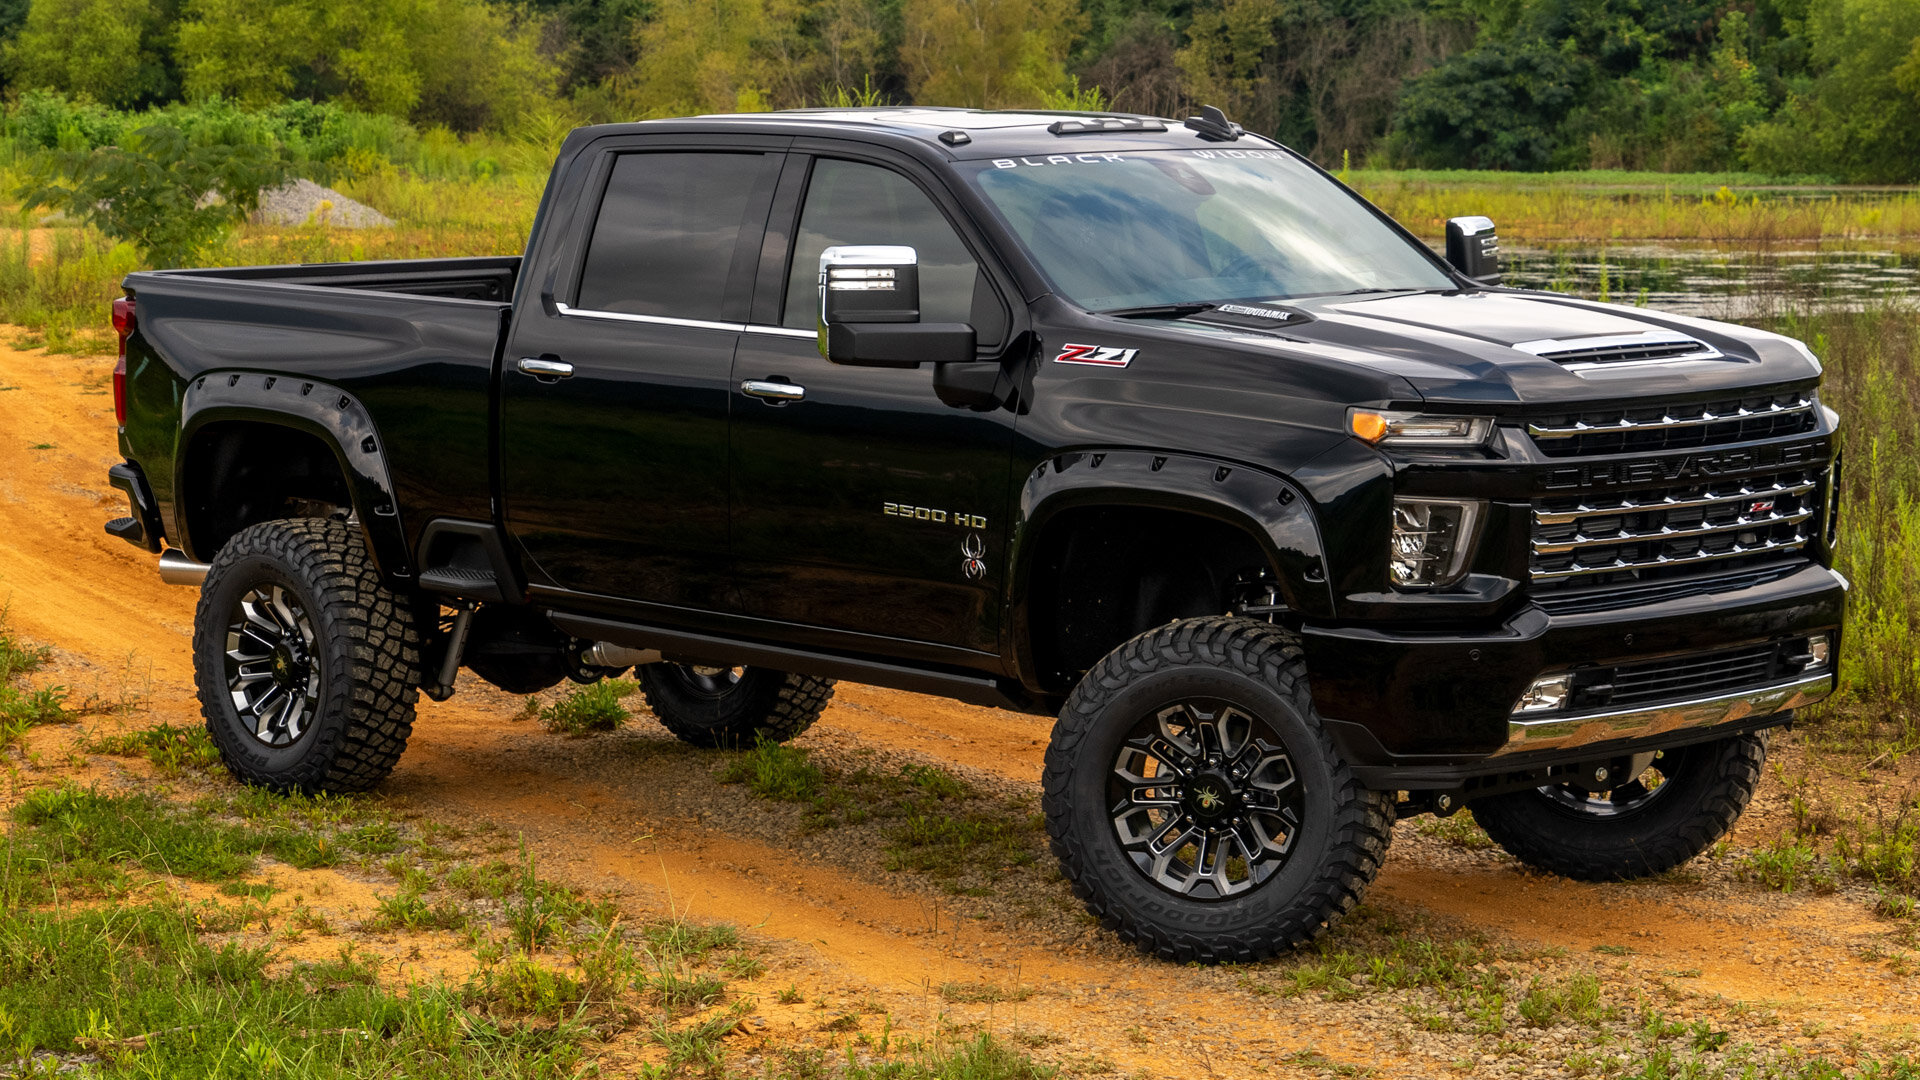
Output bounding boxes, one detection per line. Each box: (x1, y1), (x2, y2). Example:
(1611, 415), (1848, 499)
(1470, 732), (1769, 881)
(1042, 617), (1394, 964)
(193, 518), (423, 793)
(636, 663), (834, 748)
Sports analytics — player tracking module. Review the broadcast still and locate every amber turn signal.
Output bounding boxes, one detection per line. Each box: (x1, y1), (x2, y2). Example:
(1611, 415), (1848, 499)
(1349, 410), (1388, 443)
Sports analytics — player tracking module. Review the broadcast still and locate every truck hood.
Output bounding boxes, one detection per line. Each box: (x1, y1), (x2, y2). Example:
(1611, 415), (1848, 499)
(1157, 290), (1822, 408)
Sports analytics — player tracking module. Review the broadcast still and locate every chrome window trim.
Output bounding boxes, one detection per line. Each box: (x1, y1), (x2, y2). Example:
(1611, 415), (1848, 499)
(553, 302), (744, 333)
(744, 325), (818, 340)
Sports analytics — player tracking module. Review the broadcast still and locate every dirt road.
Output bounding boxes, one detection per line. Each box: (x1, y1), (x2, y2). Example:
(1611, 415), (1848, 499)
(4, 344), (1916, 1078)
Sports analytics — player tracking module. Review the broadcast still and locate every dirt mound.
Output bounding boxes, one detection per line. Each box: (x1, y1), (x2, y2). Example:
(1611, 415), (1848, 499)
(249, 178), (392, 228)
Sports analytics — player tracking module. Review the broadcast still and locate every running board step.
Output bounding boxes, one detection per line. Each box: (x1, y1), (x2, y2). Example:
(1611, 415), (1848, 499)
(545, 611), (1038, 713)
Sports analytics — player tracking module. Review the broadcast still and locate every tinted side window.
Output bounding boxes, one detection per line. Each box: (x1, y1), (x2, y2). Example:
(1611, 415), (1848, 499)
(577, 152), (776, 321)
(783, 159), (994, 335)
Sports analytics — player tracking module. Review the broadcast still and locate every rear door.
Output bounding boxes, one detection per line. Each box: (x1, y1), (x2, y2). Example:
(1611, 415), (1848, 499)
(727, 149), (1020, 654)
(501, 139), (785, 610)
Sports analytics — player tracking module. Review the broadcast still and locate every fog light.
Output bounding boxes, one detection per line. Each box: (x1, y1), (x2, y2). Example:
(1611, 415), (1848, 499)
(1808, 633), (1831, 670)
(1389, 497), (1484, 588)
(1514, 674), (1572, 714)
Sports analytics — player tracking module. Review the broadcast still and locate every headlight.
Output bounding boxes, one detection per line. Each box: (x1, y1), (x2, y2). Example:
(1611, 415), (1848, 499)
(1389, 497), (1484, 587)
(1350, 409), (1493, 448)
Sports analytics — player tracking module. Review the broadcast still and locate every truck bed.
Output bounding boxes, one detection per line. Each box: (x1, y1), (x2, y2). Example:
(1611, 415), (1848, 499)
(121, 256), (522, 565)
(147, 255), (522, 303)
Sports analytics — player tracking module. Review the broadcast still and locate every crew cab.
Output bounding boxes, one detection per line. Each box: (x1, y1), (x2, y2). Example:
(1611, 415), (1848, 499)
(105, 106), (1844, 962)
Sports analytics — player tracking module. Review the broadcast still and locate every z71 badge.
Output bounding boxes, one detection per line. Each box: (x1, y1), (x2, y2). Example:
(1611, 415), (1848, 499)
(1053, 343), (1138, 368)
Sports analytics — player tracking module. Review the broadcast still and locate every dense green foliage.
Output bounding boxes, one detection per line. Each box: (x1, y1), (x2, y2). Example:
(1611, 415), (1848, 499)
(0, 0), (1910, 178)
(17, 119), (288, 265)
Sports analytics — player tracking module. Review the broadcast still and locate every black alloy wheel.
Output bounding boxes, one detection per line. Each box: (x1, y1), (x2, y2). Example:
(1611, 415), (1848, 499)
(636, 662), (835, 748)
(1108, 699), (1308, 900)
(223, 584), (323, 748)
(1044, 617), (1394, 964)
(1470, 732), (1769, 881)
(194, 518), (422, 793)
(670, 664), (746, 697)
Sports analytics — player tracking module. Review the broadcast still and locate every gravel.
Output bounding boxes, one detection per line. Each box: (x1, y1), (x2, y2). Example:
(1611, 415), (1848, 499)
(249, 179), (393, 228)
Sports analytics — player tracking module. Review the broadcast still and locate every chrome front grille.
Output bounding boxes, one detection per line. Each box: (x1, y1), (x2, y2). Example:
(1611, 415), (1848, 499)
(1531, 469), (1818, 584)
(1527, 392), (1817, 458)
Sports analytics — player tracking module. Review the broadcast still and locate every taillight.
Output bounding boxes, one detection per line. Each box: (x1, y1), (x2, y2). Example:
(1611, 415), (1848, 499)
(111, 296), (134, 426)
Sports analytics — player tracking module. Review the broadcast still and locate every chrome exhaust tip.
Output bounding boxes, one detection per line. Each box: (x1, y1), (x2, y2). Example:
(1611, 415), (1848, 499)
(157, 549), (211, 587)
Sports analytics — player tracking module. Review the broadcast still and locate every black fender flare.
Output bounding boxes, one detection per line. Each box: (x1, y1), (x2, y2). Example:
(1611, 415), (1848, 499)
(176, 371), (411, 579)
(1007, 450), (1336, 683)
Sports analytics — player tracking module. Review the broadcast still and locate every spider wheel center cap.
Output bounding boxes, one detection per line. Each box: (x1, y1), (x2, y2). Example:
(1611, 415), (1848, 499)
(270, 643), (304, 688)
(1186, 770), (1240, 823)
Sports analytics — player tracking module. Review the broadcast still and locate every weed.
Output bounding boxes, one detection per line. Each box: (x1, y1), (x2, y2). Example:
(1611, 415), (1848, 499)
(939, 982), (1033, 1004)
(656, 971), (727, 1010)
(722, 738), (826, 801)
(538, 678), (635, 734)
(777, 983), (803, 1004)
(1517, 974), (1611, 1028)
(722, 951), (766, 980)
(81, 722), (220, 774)
(1416, 809), (1494, 851)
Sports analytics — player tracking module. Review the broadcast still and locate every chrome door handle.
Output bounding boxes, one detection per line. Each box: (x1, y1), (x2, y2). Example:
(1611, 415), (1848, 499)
(517, 356), (573, 380)
(741, 379), (805, 403)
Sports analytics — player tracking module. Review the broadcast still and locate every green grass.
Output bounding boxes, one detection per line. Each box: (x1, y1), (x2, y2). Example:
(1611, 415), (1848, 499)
(0, 621), (69, 748)
(721, 741), (1044, 882)
(536, 678), (635, 735)
(82, 721), (222, 775)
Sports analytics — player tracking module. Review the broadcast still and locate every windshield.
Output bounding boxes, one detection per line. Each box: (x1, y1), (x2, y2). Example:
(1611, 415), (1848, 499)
(966, 149), (1454, 310)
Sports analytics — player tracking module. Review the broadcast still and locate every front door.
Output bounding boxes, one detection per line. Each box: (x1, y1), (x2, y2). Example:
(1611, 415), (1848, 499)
(729, 153), (1019, 653)
(501, 145), (783, 609)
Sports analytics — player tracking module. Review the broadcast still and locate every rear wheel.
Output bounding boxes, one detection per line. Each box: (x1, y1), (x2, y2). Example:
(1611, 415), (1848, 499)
(1470, 732), (1769, 881)
(635, 663), (834, 748)
(1043, 617), (1393, 964)
(193, 518), (422, 793)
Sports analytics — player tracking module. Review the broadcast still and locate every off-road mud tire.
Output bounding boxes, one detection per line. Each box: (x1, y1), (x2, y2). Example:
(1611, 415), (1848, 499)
(636, 664), (835, 748)
(1470, 731), (1769, 881)
(1043, 616), (1394, 964)
(193, 518), (422, 793)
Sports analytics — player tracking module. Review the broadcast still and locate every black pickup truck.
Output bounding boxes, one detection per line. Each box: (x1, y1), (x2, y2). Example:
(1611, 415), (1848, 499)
(106, 106), (1843, 963)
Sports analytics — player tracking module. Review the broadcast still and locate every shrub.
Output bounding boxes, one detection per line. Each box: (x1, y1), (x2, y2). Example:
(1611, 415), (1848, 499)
(18, 121), (289, 267)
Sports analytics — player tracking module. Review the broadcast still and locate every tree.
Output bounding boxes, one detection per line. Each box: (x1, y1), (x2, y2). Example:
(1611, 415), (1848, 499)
(4, 0), (174, 107)
(1741, 0), (1920, 181)
(900, 0), (1084, 108)
(175, 0), (557, 130)
(17, 122), (289, 268)
(617, 0), (782, 116)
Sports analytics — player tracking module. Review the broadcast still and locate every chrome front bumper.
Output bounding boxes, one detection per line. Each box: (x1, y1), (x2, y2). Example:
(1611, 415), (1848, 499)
(1498, 671), (1834, 755)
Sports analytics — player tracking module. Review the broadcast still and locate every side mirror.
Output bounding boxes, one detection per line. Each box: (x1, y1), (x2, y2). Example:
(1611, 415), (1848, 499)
(1445, 216), (1500, 285)
(818, 245), (974, 367)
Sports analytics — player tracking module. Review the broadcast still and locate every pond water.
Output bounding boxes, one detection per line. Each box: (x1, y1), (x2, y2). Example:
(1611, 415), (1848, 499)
(1489, 243), (1920, 317)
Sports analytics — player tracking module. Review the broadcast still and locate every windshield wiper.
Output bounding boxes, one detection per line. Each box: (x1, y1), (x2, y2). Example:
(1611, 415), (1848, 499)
(1096, 302), (1217, 320)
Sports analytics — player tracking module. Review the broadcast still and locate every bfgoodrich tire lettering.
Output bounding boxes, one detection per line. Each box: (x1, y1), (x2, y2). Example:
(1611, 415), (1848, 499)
(193, 518), (422, 793)
(1043, 616), (1393, 964)
(1470, 732), (1769, 881)
(636, 663), (834, 748)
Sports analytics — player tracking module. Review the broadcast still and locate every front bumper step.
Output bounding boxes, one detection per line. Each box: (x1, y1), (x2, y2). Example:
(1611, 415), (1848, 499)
(1499, 671), (1833, 755)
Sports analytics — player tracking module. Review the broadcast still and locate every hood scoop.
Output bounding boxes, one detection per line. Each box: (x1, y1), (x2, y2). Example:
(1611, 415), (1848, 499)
(1514, 332), (1722, 371)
